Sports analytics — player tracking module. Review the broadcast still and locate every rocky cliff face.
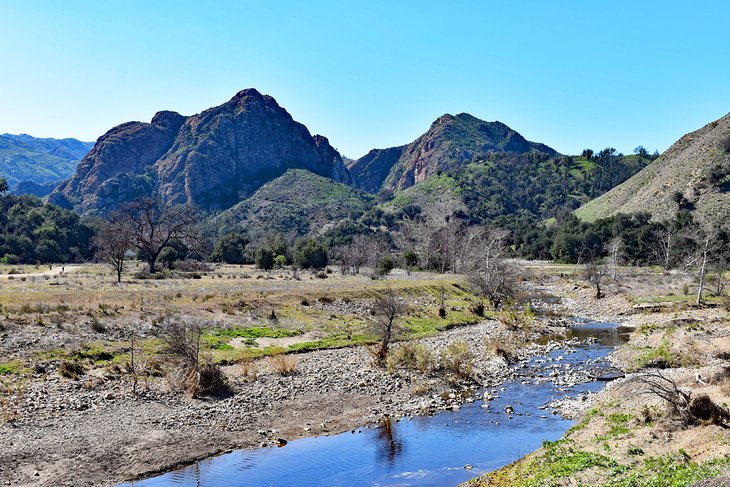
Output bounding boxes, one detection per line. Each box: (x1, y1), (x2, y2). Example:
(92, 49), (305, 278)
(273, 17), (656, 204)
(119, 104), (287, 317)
(50, 111), (186, 212)
(346, 145), (405, 194)
(50, 89), (351, 213)
(348, 113), (556, 193)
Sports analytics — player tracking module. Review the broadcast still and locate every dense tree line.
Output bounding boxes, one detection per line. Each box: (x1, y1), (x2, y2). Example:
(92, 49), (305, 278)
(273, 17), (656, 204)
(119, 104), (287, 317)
(511, 211), (727, 268)
(450, 150), (651, 225)
(0, 179), (94, 264)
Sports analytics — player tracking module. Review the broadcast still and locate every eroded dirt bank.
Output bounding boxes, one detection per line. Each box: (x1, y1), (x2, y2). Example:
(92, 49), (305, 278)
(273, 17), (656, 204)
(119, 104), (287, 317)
(467, 274), (730, 486)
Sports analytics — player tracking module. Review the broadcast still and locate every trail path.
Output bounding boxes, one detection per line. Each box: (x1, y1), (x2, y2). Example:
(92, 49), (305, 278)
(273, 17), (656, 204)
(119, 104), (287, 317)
(0, 265), (81, 279)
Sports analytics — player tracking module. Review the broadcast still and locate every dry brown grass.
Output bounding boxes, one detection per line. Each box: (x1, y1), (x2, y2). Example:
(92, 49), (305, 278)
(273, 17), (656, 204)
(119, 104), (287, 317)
(440, 340), (474, 379)
(486, 335), (524, 363)
(239, 357), (258, 381)
(0, 380), (24, 423)
(386, 342), (434, 375)
(269, 348), (297, 376)
(496, 306), (534, 331)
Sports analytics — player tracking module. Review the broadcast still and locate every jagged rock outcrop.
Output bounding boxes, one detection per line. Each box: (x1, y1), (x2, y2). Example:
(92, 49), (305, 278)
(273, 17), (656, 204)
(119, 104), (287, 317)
(50, 111), (186, 212)
(348, 113), (556, 193)
(347, 146), (405, 194)
(50, 89), (351, 213)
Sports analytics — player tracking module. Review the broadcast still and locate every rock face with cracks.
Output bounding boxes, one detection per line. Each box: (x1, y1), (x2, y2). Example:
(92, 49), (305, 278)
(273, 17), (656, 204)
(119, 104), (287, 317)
(50, 89), (351, 214)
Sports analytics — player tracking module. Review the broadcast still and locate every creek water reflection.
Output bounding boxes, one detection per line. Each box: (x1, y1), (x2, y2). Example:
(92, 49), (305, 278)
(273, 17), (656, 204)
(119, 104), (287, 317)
(121, 321), (629, 487)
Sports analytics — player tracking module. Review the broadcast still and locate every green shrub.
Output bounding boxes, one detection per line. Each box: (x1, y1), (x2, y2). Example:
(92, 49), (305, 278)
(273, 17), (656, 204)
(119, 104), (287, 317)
(375, 255), (395, 277)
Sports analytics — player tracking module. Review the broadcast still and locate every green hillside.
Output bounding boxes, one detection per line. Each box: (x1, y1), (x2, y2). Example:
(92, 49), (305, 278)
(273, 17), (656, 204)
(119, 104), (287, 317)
(577, 113), (730, 229)
(380, 150), (651, 226)
(213, 169), (373, 238)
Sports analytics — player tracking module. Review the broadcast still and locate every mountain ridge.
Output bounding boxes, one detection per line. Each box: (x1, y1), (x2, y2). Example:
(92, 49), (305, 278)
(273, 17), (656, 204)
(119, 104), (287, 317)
(576, 112), (730, 229)
(0, 134), (93, 188)
(348, 112), (557, 194)
(49, 89), (351, 214)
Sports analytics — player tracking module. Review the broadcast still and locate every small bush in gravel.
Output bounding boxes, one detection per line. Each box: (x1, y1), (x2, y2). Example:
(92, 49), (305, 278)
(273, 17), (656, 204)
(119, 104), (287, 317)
(239, 357), (258, 381)
(412, 381), (433, 396)
(161, 318), (231, 398)
(58, 360), (86, 380)
(387, 343), (434, 375)
(440, 341), (474, 379)
(89, 317), (106, 333)
(470, 302), (485, 317)
(497, 306), (534, 331)
(269, 348), (297, 376)
(486, 336), (519, 363)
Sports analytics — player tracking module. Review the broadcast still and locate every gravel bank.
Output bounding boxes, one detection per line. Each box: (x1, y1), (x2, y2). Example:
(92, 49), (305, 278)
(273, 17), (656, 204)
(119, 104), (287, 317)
(1, 293), (606, 487)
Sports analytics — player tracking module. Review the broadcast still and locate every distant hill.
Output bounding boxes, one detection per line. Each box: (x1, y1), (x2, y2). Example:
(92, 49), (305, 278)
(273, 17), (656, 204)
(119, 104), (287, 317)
(11, 180), (58, 197)
(213, 169), (372, 238)
(50, 89), (351, 214)
(348, 113), (556, 194)
(577, 113), (730, 229)
(379, 173), (467, 223)
(0, 134), (92, 188)
(372, 150), (651, 226)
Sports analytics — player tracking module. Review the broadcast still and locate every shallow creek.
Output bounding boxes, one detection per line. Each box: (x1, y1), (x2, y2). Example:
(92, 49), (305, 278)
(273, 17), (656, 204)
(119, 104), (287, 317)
(122, 320), (629, 487)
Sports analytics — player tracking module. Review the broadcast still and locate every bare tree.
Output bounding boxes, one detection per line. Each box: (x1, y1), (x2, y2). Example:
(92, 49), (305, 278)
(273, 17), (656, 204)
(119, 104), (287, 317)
(370, 289), (408, 365)
(605, 237), (625, 282)
(332, 235), (388, 276)
(695, 230), (712, 306)
(465, 228), (520, 309)
(583, 254), (609, 299)
(652, 224), (676, 270)
(122, 198), (201, 273)
(129, 333), (139, 397)
(708, 251), (729, 297)
(93, 214), (135, 282)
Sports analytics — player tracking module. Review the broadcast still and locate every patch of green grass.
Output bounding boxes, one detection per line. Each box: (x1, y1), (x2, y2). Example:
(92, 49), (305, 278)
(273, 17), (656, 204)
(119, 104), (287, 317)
(35, 342), (123, 365)
(203, 326), (302, 348)
(568, 406), (603, 433)
(483, 439), (617, 487)
(0, 360), (23, 375)
(631, 336), (675, 371)
(610, 454), (730, 487)
(288, 334), (375, 353)
(404, 309), (483, 338)
(595, 413), (633, 441)
(73, 343), (116, 363)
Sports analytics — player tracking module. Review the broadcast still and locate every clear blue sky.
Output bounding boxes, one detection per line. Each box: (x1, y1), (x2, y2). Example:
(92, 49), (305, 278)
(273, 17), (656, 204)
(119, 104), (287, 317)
(1, 1), (729, 158)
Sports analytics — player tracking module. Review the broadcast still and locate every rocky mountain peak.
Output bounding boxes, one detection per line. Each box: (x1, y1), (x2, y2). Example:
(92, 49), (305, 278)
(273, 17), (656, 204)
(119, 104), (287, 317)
(348, 112), (556, 193)
(51, 89), (352, 214)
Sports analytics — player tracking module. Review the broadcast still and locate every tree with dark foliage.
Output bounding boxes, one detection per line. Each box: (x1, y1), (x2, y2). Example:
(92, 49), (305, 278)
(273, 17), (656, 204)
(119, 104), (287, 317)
(121, 198), (200, 273)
